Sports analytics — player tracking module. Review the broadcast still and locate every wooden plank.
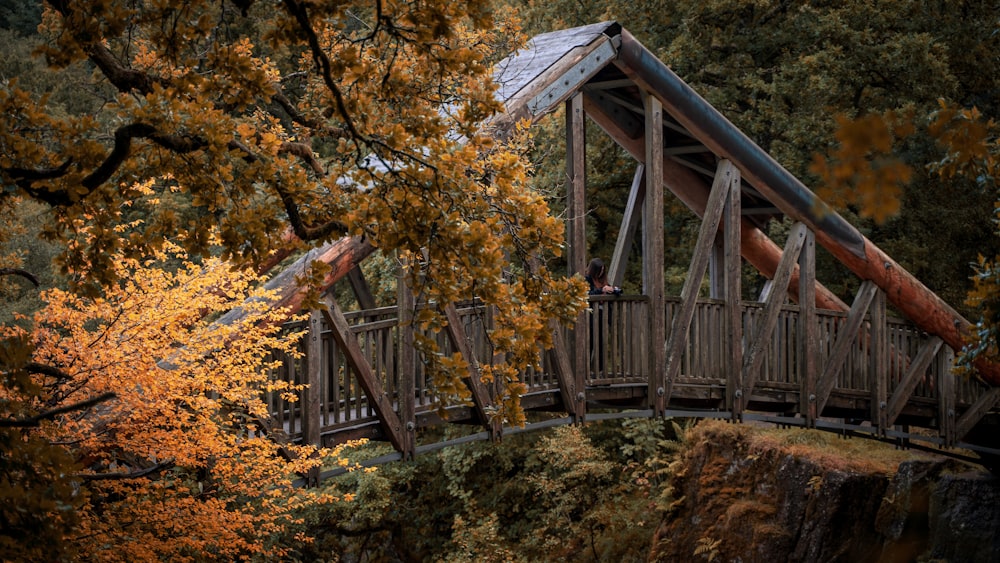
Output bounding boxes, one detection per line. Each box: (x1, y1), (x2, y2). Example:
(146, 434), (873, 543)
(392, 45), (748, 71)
(870, 289), (888, 434)
(302, 309), (323, 446)
(725, 168), (742, 414)
(526, 40), (617, 117)
(609, 164), (645, 287)
(798, 228), (817, 426)
(212, 235), (376, 330)
(320, 294), (408, 454)
(396, 267), (416, 455)
(938, 346), (956, 446)
(547, 319), (580, 419)
(814, 281), (879, 414)
(643, 93), (666, 414)
(955, 386), (1000, 440)
(348, 266), (377, 310)
(709, 237), (724, 299)
(885, 336), (943, 427)
(663, 160), (735, 404)
(494, 23), (616, 112)
(442, 303), (501, 439)
(741, 222), (807, 404)
(567, 93), (588, 419)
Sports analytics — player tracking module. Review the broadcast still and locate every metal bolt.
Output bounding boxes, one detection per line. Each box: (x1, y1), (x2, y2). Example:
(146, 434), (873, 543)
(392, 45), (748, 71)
(405, 422), (415, 431)
(656, 387), (665, 397)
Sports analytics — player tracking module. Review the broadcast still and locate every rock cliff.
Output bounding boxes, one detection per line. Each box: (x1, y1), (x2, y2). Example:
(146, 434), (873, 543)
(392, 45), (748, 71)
(649, 420), (1000, 562)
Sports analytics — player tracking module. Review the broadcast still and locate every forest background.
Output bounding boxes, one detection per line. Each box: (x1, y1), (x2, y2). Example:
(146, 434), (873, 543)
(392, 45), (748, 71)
(3, 0), (1000, 561)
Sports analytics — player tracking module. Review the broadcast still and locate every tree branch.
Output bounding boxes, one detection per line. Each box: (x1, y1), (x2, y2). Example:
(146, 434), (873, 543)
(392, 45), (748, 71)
(24, 362), (72, 380)
(281, 0), (365, 142)
(0, 268), (40, 287)
(75, 458), (175, 481)
(0, 392), (116, 428)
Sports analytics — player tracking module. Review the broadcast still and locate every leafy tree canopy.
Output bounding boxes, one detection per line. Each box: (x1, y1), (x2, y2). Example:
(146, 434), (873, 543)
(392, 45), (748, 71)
(1, 242), (361, 561)
(1, 0), (587, 421)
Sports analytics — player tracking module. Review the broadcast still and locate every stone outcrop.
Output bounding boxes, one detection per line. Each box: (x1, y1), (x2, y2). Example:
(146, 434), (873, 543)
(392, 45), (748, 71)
(649, 421), (1000, 562)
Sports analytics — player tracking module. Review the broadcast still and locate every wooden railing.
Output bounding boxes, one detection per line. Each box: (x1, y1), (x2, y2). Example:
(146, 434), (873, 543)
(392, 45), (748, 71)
(264, 295), (994, 449)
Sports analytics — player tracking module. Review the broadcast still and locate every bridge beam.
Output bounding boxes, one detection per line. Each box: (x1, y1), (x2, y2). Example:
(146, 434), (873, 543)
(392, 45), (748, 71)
(609, 164), (645, 288)
(441, 303), (501, 439)
(870, 289), (888, 435)
(814, 281), (879, 415)
(301, 309), (323, 447)
(397, 266), (417, 457)
(725, 165), (743, 418)
(742, 223), (807, 407)
(321, 294), (411, 457)
(664, 160), (737, 407)
(886, 336), (944, 428)
(955, 387), (1000, 441)
(548, 320), (582, 420)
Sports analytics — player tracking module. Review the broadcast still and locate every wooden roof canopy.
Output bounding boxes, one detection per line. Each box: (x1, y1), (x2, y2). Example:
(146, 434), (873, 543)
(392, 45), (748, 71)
(491, 21), (997, 384)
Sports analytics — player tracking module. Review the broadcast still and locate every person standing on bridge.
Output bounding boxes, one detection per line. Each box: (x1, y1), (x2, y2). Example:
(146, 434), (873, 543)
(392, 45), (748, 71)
(585, 258), (620, 375)
(585, 258), (620, 295)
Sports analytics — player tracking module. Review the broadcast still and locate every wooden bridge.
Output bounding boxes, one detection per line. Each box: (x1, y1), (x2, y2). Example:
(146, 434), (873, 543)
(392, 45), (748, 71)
(251, 22), (1000, 466)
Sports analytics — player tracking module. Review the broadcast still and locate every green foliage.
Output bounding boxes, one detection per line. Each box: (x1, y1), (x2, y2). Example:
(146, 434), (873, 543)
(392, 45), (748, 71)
(0, 0), (42, 36)
(296, 419), (678, 561)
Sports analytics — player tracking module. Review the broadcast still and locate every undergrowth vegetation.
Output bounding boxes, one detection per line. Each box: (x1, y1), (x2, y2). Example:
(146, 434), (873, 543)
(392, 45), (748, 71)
(277, 417), (937, 561)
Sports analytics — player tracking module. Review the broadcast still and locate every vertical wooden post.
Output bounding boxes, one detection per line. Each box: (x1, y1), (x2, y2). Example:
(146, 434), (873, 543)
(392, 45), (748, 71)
(302, 309), (323, 446)
(798, 228), (817, 427)
(724, 167), (742, 417)
(566, 93), (588, 421)
(938, 346), (956, 447)
(643, 92), (665, 416)
(870, 289), (888, 435)
(709, 236), (724, 300)
(397, 262), (417, 457)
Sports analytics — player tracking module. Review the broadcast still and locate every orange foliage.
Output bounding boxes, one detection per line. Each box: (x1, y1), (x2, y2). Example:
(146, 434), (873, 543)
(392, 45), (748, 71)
(810, 111), (914, 223)
(1, 242), (353, 561)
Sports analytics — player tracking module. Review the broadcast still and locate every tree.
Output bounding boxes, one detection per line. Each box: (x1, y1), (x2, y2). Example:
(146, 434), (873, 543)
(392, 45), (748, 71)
(1, 1), (585, 423)
(0, 242), (359, 561)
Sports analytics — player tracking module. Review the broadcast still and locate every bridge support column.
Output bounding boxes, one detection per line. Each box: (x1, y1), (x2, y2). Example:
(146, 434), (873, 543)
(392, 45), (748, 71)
(397, 263), (417, 458)
(937, 346), (956, 447)
(302, 309), (323, 447)
(870, 289), (888, 436)
(567, 92), (588, 421)
(643, 92), (665, 416)
(723, 164), (743, 419)
(798, 228), (817, 427)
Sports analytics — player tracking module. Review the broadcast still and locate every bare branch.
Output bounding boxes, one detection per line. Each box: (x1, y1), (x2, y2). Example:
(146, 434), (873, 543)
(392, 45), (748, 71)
(0, 268), (40, 287)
